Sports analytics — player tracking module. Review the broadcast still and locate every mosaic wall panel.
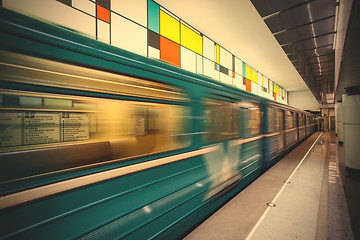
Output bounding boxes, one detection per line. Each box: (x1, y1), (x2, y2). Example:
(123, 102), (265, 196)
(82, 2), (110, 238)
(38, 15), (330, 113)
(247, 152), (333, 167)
(181, 46), (196, 73)
(112, 0), (147, 27)
(181, 23), (202, 55)
(2, 0), (289, 104)
(111, 12), (147, 56)
(160, 10), (180, 44)
(160, 36), (180, 67)
(203, 36), (215, 62)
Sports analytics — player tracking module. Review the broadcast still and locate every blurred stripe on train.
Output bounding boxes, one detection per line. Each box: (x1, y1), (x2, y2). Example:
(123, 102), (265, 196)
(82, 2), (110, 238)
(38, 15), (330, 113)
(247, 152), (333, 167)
(0, 51), (191, 184)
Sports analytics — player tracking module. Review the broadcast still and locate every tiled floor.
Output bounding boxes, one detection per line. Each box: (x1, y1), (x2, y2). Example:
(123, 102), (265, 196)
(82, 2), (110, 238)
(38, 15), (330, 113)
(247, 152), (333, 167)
(185, 132), (356, 240)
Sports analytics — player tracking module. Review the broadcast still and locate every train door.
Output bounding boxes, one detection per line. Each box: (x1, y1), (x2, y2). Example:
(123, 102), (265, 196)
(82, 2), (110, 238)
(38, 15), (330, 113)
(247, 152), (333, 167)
(278, 109), (285, 151)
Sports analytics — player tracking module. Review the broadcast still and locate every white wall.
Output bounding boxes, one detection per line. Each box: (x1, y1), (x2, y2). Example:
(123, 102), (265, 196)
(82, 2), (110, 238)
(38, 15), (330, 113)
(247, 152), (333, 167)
(288, 90), (320, 111)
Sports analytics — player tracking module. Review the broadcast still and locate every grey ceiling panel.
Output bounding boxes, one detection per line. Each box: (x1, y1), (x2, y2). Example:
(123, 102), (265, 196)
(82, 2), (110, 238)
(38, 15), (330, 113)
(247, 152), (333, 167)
(264, 0), (335, 33)
(251, 0), (336, 102)
(250, 0), (308, 18)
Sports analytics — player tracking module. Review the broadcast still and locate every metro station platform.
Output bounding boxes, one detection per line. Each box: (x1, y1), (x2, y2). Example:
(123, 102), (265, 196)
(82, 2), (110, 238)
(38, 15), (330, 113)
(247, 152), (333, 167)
(184, 132), (359, 240)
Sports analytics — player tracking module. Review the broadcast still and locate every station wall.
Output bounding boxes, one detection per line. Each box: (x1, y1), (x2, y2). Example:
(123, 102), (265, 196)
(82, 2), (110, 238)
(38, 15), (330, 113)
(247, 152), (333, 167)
(288, 90), (320, 111)
(2, 0), (289, 104)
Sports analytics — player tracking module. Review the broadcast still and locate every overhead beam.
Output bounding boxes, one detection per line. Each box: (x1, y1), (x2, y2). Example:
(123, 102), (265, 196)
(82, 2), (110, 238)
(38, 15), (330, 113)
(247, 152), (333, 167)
(262, 0), (316, 20)
(280, 31), (336, 47)
(287, 44), (334, 56)
(273, 15), (335, 36)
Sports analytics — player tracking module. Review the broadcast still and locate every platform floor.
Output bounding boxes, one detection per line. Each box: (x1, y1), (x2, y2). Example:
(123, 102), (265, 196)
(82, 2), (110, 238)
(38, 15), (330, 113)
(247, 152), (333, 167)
(184, 132), (358, 240)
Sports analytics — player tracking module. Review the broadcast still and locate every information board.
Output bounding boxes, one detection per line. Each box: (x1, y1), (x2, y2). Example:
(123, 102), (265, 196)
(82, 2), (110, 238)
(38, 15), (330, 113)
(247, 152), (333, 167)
(0, 112), (22, 147)
(24, 112), (60, 144)
(61, 112), (89, 141)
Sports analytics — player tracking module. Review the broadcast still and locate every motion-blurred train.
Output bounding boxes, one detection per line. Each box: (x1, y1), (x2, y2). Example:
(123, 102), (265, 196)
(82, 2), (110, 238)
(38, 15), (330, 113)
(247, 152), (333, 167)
(0, 7), (317, 239)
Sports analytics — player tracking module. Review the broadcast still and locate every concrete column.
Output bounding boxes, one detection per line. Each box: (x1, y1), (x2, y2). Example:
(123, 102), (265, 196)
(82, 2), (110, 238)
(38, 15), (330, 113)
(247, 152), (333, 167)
(343, 91), (360, 176)
(336, 100), (343, 142)
(335, 102), (338, 134)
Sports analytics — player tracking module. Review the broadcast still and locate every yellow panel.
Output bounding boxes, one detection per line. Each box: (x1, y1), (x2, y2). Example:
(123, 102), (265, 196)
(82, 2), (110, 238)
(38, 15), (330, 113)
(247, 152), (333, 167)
(252, 69), (258, 83)
(245, 65), (251, 79)
(216, 44), (220, 64)
(181, 24), (203, 55)
(160, 10), (180, 44)
(274, 84), (279, 94)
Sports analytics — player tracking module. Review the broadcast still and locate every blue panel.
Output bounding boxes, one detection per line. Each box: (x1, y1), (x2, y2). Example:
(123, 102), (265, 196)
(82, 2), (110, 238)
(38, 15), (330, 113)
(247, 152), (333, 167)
(242, 61), (246, 77)
(148, 0), (159, 34)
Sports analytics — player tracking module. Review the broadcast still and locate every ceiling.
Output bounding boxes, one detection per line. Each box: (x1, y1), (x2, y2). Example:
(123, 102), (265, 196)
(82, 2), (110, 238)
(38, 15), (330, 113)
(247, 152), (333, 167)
(250, 0), (337, 103)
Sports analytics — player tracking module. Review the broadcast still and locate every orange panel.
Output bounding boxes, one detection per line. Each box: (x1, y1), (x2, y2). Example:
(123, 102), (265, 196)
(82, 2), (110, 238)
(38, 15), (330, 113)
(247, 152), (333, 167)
(232, 72), (235, 78)
(246, 78), (251, 92)
(160, 36), (180, 67)
(274, 93), (277, 101)
(97, 5), (110, 23)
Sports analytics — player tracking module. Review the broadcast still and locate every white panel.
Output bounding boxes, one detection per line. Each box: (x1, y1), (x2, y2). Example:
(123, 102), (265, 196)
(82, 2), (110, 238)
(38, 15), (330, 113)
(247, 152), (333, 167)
(196, 54), (203, 74)
(203, 58), (219, 81)
(181, 46), (196, 73)
(203, 36), (215, 61)
(111, 0), (147, 27)
(251, 81), (258, 95)
(268, 91), (272, 100)
(148, 46), (160, 59)
(235, 57), (243, 76)
(73, 0), (95, 16)
(258, 72), (262, 85)
(111, 13), (147, 56)
(263, 76), (268, 88)
(220, 72), (232, 85)
(3, 0), (96, 38)
(234, 73), (242, 89)
(97, 20), (110, 44)
(219, 47), (232, 70)
(257, 85), (261, 97)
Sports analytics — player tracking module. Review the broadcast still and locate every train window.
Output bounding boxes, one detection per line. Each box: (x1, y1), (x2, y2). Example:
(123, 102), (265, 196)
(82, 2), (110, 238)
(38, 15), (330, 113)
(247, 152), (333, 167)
(299, 114), (304, 127)
(0, 90), (190, 174)
(276, 110), (283, 130)
(237, 101), (261, 137)
(203, 99), (239, 143)
(286, 111), (294, 129)
(268, 107), (275, 132)
(271, 109), (280, 131)
(248, 104), (261, 136)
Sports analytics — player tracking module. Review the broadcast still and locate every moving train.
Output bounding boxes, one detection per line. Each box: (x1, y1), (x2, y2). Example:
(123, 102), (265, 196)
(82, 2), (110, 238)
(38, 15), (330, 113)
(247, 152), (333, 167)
(0, 7), (317, 239)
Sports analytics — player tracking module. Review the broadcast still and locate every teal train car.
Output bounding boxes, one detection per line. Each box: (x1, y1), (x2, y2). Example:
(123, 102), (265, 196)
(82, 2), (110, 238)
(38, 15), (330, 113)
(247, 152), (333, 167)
(0, 7), (317, 239)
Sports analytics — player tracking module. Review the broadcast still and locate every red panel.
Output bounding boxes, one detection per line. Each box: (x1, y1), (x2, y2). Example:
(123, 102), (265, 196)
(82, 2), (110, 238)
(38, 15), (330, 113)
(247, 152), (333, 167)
(246, 78), (251, 92)
(160, 36), (180, 67)
(97, 4), (110, 23)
